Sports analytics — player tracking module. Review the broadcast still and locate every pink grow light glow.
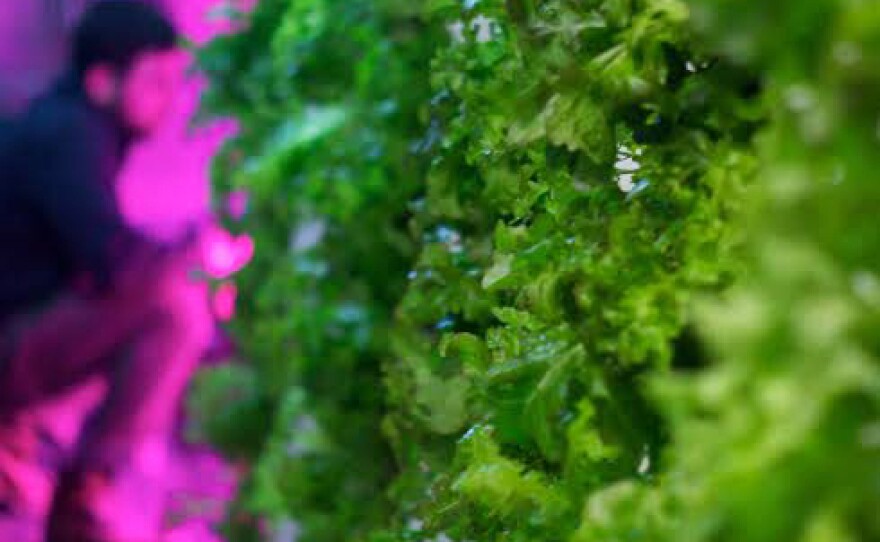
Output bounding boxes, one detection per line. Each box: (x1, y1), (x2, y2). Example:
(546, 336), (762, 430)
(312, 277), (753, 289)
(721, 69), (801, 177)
(226, 190), (250, 221)
(113, 1), (258, 324)
(212, 282), (238, 322)
(200, 224), (255, 280)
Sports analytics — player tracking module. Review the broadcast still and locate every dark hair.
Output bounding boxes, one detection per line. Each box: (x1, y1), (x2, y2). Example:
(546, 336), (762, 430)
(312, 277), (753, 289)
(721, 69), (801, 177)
(72, 1), (178, 76)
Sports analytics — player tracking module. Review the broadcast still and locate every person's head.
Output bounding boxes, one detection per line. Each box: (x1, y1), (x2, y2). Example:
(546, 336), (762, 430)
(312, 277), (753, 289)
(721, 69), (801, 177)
(73, 1), (179, 137)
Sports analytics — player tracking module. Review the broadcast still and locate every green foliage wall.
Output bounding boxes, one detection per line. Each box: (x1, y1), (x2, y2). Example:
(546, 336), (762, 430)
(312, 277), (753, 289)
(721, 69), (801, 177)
(379, 1), (758, 540)
(193, 1), (880, 541)
(624, 1), (880, 540)
(192, 1), (437, 539)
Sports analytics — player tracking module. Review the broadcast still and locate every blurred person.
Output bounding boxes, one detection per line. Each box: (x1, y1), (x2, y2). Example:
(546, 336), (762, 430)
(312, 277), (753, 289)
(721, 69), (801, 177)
(0, 2), (213, 541)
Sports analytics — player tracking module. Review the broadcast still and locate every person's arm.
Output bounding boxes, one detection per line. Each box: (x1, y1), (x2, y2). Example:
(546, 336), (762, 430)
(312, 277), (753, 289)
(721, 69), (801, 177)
(20, 105), (160, 294)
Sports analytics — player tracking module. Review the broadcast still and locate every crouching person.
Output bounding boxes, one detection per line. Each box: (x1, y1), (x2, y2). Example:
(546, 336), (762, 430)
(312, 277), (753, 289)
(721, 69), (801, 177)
(0, 3), (213, 541)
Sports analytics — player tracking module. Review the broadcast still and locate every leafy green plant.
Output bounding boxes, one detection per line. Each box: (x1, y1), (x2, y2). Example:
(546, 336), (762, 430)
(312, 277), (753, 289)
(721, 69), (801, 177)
(194, 1), (880, 541)
(192, 1), (437, 539)
(379, 1), (758, 540)
(587, 1), (880, 541)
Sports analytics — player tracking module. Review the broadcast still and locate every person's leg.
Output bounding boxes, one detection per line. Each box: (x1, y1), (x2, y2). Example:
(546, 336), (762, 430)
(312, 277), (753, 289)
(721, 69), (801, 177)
(73, 264), (213, 470)
(0, 238), (206, 412)
(0, 249), (211, 542)
(0, 379), (106, 542)
(47, 260), (213, 542)
(0, 291), (160, 542)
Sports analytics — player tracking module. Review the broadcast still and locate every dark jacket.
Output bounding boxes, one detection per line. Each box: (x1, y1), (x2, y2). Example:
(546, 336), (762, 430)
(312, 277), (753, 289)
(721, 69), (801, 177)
(0, 75), (157, 319)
